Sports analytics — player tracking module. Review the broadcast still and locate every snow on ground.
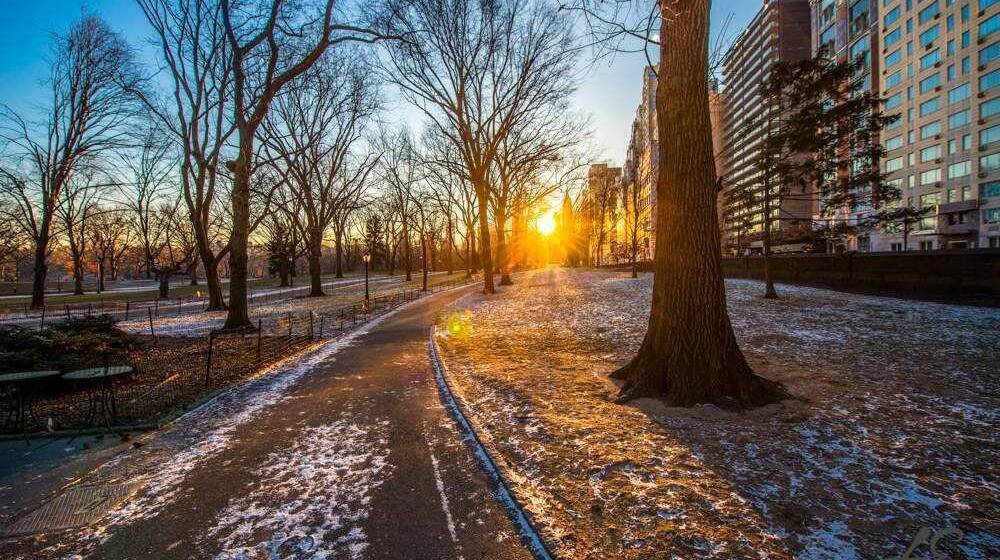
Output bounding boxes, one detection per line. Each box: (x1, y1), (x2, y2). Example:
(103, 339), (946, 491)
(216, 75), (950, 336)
(115, 275), (422, 336)
(435, 267), (999, 560)
(22, 306), (410, 559)
(206, 419), (392, 560)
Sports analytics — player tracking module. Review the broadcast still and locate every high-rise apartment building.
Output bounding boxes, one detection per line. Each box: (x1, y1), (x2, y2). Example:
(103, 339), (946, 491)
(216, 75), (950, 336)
(621, 66), (658, 259)
(579, 163), (623, 266)
(810, 0), (881, 252)
(719, 0), (814, 254)
(860, 0), (1000, 250)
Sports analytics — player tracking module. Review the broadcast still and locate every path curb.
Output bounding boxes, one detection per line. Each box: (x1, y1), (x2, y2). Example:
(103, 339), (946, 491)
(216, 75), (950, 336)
(428, 330), (557, 560)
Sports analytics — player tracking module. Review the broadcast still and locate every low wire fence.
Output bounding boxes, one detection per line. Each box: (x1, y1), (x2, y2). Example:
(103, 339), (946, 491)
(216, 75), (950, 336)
(1, 274), (479, 434)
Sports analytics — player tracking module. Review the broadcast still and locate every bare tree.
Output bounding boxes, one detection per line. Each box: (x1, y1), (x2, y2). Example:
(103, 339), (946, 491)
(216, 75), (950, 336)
(378, 129), (423, 282)
(88, 208), (134, 292)
(0, 14), (139, 308)
(134, 0), (237, 310)
(149, 198), (197, 298)
(379, 0), (579, 294)
(118, 131), (176, 281)
(56, 170), (106, 295)
(261, 54), (379, 295)
(218, 0), (399, 330)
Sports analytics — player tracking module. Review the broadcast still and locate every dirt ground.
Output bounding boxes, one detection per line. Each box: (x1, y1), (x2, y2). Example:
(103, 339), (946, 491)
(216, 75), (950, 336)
(435, 267), (999, 560)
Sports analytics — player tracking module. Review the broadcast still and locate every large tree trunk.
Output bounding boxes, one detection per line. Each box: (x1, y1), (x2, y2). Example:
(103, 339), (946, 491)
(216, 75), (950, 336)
(278, 258), (290, 287)
(158, 271), (171, 299)
(475, 185), (495, 294)
(30, 216), (52, 309)
(72, 250), (85, 295)
(194, 236), (226, 310)
(496, 215), (513, 286)
(222, 131), (253, 331)
(308, 230), (325, 297)
(612, 0), (784, 409)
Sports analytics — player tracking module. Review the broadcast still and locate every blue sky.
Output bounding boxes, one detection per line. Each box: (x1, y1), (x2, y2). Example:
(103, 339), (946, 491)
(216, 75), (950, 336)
(0, 0), (761, 164)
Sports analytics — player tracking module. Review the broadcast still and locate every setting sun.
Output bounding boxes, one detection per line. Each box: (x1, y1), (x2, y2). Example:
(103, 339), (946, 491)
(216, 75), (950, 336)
(535, 211), (557, 236)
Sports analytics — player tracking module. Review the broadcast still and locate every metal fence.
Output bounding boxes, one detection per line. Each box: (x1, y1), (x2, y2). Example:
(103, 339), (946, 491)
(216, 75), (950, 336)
(1, 274), (479, 434)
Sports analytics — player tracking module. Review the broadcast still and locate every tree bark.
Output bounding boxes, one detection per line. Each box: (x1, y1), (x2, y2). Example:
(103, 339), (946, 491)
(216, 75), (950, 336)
(612, 0), (785, 409)
(278, 258), (290, 287)
(308, 229), (325, 297)
(496, 210), (513, 286)
(475, 183), (495, 294)
(222, 130), (253, 330)
(29, 215), (52, 309)
(158, 272), (170, 299)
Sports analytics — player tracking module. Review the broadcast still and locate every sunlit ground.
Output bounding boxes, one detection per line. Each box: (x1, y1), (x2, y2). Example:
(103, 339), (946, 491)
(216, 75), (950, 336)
(435, 268), (999, 559)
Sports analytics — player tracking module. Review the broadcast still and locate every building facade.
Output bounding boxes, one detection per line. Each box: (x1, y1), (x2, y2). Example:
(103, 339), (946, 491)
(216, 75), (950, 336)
(858, 0), (1000, 250)
(719, 0), (815, 254)
(620, 66), (659, 261)
(579, 163), (624, 266)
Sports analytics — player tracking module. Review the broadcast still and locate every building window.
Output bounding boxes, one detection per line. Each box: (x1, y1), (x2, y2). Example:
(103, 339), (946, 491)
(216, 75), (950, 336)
(981, 14), (1000, 41)
(886, 49), (903, 68)
(981, 180), (1000, 198)
(919, 240), (935, 250)
(920, 49), (941, 71)
(884, 6), (901, 27)
(920, 169), (942, 185)
(950, 109), (971, 128)
(980, 124), (1000, 147)
(920, 121), (942, 139)
(980, 153), (1000, 173)
(886, 92), (903, 110)
(920, 25), (941, 47)
(885, 135), (904, 151)
(981, 69), (1000, 91)
(948, 160), (972, 178)
(885, 70), (903, 89)
(885, 28), (902, 49)
(981, 42), (1000, 67)
(921, 145), (942, 162)
(918, 3), (941, 25)
(886, 156), (904, 173)
(948, 83), (970, 104)
(984, 207), (1000, 224)
(981, 97), (1000, 119)
(920, 73), (941, 94)
(858, 236), (872, 252)
(920, 97), (941, 117)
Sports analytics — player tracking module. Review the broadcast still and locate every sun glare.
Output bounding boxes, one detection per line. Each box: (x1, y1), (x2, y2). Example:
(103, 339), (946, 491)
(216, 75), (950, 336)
(536, 212), (557, 236)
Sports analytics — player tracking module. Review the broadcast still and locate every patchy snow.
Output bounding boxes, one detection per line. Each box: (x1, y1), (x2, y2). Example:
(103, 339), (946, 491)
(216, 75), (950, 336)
(205, 419), (392, 560)
(30, 304), (414, 559)
(117, 274), (448, 336)
(435, 268), (999, 560)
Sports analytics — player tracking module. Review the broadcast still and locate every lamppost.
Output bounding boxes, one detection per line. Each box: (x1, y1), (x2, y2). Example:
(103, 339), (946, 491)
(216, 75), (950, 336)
(363, 253), (371, 306)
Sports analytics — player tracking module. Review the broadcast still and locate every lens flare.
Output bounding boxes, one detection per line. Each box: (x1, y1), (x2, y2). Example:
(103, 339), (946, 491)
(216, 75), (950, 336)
(536, 212), (557, 236)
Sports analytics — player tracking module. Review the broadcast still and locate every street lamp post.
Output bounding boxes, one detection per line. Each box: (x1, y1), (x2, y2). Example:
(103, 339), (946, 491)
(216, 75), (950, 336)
(363, 253), (371, 306)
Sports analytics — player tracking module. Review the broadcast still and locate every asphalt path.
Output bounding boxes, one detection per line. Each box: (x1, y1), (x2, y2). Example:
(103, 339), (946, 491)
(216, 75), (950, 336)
(4, 285), (533, 560)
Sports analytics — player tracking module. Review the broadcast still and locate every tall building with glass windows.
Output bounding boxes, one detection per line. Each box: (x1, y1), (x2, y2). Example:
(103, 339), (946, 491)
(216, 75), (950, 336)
(719, 0), (813, 254)
(811, 0), (881, 252)
(868, 0), (1000, 250)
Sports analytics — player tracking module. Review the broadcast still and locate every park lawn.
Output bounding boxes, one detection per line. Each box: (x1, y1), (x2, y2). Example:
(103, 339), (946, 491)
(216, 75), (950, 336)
(434, 267), (999, 560)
